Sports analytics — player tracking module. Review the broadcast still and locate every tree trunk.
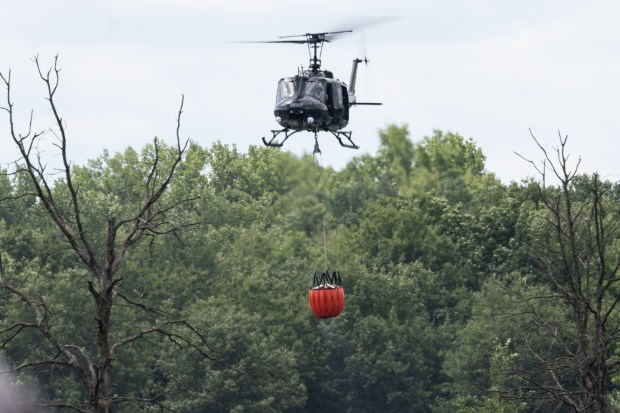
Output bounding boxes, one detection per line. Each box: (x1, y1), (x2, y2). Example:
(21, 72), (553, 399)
(90, 277), (115, 413)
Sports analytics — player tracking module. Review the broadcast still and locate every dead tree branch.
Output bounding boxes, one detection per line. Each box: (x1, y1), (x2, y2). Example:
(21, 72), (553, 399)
(0, 57), (214, 413)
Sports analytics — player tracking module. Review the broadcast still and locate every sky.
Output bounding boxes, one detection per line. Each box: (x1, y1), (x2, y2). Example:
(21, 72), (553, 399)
(2, 0), (620, 183)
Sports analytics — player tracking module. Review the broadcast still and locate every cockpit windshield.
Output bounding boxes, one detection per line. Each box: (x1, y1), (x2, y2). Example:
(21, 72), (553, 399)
(276, 79), (298, 102)
(302, 79), (327, 102)
(276, 78), (328, 103)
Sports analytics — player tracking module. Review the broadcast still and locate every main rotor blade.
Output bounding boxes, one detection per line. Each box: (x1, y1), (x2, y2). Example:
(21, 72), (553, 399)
(325, 16), (396, 41)
(234, 29), (361, 45)
(233, 40), (309, 44)
(279, 30), (352, 39)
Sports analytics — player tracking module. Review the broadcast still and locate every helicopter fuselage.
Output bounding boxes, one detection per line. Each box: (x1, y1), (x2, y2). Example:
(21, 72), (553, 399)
(274, 71), (349, 132)
(258, 31), (381, 149)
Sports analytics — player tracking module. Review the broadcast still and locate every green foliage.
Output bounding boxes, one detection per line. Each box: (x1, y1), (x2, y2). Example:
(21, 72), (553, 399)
(436, 341), (526, 413)
(158, 298), (307, 413)
(414, 130), (485, 177)
(3, 125), (620, 412)
(341, 265), (447, 413)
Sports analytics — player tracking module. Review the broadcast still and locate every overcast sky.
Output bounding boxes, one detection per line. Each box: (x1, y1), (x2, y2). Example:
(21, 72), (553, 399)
(2, 0), (619, 183)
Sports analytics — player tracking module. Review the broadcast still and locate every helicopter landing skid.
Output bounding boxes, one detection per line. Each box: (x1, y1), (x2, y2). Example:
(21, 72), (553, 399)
(262, 129), (359, 150)
(262, 129), (301, 147)
(330, 131), (359, 149)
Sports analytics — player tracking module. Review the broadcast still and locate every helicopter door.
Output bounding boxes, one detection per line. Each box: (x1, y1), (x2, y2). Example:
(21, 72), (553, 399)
(341, 85), (349, 122)
(330, 83), (344, 120)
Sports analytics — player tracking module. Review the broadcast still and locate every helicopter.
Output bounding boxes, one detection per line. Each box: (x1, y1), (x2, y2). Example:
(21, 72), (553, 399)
(252, 30), (382, 149)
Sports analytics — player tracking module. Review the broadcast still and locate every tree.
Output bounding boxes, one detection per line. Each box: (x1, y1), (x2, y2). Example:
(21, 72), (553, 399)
(343, 264), (447, 413)
(0, 56), (213, 412)
(407, 130), (487, 204)
(513, 132), (620, 411)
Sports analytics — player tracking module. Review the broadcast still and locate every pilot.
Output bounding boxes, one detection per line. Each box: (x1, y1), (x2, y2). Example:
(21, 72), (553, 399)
(314, 83), (326, 102)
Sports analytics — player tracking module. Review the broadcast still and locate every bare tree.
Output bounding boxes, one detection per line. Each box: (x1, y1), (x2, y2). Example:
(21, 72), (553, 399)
(514, 131), (620, 412)
(0, 56), (214, 413)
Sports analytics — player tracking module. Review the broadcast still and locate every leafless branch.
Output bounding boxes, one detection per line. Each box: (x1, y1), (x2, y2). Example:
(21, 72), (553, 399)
(109, 391), (177, 413)
(0, 273), (91, 388)
(109, 96), (190, 274)
(116, 292), (175, 317)
(1, 58), (216, 413)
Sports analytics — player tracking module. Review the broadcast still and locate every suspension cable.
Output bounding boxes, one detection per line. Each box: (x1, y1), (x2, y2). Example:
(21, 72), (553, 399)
(312, 134), (328, 272)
